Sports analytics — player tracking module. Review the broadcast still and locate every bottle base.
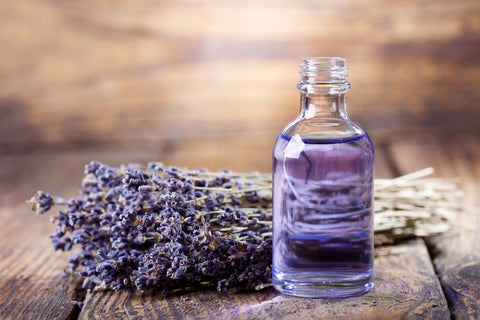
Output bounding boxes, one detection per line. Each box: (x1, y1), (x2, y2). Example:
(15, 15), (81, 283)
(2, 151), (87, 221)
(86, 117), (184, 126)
(273, 274), (373, 298)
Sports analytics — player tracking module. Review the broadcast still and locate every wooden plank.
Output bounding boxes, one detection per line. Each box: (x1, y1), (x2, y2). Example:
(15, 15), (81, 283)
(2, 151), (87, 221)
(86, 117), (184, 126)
(0, 205), (82, 320)
(77, 239), (449, 320)
(389, 134), (480, 319)
(1, 0), (480, 152)
(0, 150), (166, 319)
(75, 146), (449, 319)
(0, 143), (450, 319)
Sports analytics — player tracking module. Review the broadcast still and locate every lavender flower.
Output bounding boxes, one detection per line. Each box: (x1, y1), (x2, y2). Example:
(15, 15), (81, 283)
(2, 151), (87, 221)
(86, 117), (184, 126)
(28, 161), (273, 293)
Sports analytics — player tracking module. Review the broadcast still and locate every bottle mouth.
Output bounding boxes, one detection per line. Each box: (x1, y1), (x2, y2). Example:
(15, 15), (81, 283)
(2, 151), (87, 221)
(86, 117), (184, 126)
(299, 57), (348, 80)
(298, 57), (349, 93)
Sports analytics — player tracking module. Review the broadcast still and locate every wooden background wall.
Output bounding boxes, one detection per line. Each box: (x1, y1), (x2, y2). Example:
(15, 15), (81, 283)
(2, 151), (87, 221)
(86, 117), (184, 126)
(1, 0), (479, 171)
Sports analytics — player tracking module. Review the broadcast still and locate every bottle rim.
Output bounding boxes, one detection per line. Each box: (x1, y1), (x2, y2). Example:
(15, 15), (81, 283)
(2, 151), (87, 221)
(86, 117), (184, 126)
(298, 57), (349, 93)
(299, 57), (348, 79)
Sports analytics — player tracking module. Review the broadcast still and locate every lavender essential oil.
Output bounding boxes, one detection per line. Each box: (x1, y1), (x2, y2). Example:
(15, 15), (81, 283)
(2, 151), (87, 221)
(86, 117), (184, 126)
(272, 58), (374, 298)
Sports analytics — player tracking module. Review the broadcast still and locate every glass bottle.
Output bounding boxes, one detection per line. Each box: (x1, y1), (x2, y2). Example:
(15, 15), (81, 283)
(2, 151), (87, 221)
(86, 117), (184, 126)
(272, 57), (374, 298)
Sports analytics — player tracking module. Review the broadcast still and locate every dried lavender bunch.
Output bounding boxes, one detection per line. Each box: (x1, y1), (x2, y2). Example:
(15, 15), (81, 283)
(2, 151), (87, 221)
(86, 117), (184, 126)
(29, 163), (461, 292)
(29, 161), (273, 293)
(373, 167), (463, 245)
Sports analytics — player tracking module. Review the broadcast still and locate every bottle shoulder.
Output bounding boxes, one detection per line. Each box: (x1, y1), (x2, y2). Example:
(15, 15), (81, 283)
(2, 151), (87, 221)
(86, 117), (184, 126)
(273, 128), (374, 162)
(280, 117), (368, 143)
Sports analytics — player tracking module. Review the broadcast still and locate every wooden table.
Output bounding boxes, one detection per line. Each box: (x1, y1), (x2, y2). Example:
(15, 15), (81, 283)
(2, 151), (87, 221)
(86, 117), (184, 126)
(1, 132), (479, 320)
(1, 1), (480, 318)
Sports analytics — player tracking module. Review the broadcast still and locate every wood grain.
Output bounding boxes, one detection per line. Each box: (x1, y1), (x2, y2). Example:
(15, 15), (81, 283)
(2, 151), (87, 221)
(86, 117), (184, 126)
(0, 150), (171, 319)
(77, 239), (449, 320)
(0, 143), (451, 319)
(0, 205), (83, 320)
(1, 0), (480, 153)
(390, 135), (480, 319)
(73, 146), (449, 320)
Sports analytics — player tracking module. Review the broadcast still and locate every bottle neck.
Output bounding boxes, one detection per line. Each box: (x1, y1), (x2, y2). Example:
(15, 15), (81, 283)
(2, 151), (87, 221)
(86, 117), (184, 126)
(300, 92), (348, 120)
(281, 57), (364, 141)
(297, 57), (351, 121)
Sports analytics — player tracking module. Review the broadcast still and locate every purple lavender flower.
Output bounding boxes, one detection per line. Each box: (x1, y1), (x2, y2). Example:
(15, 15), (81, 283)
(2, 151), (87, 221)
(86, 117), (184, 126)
(29, 161), (273, 293)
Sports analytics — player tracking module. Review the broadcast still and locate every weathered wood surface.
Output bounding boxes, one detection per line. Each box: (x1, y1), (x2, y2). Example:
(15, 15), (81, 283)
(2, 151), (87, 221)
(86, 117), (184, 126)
(77, 239), (449, 320)
(0, 151), (165, 319)
(0, 139), (466, 319)
(1, 0), (480, 154)
(73, 145), (450, 319)
(0, 205), (82, 320)
(391, 135), (480, 319)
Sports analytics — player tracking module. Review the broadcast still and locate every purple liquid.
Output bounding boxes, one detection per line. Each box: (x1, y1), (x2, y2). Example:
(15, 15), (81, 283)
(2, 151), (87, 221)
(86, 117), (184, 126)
(272, 133), (374, 298)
